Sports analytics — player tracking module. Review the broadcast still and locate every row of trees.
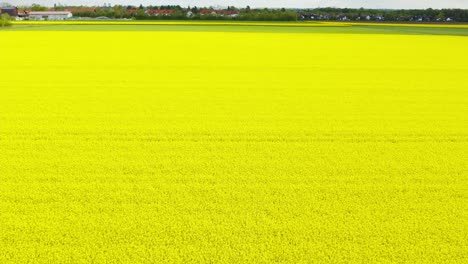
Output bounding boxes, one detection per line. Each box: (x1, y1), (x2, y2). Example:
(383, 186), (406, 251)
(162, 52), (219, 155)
(13, 4), (297, 21)
(73, 6), (131, 19)
(300, 8), (468, 22)
(238, 9), (297, 21)
(134, 9), (297, 21)
(6, 4), (468, 22)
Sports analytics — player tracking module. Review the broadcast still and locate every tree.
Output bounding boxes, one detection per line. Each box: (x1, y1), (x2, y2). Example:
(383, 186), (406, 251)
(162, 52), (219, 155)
(54, 4), (65, 11)
(112, 5), (127, 18)
(437, 12), (446, 21)
(136, 8), (147, 19)
(30, 4), (48, 11)
(0, 13), (12, 27)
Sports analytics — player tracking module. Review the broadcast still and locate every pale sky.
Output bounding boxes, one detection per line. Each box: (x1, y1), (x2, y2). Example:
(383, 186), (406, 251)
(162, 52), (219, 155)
(5, 0), (468, 9)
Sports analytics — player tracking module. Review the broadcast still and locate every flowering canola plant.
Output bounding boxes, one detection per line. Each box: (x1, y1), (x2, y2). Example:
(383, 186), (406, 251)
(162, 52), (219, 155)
(0, 29), (467, 262)
(12, 20), (350, 27)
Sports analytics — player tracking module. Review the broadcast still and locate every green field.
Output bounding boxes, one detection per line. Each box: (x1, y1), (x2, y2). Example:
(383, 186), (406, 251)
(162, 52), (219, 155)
(1, 23), (467, 262)
(4, 21), (468, 35)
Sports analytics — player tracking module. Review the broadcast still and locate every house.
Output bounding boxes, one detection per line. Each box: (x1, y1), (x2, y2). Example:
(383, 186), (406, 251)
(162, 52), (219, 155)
(199, 9), (238, 17)
(337, 15), (348, 21)
(225, 10), (239, 17)
(16, 10), (28, 20)
(1, 6), (18, 16)
(200, 9), (217, 16)
(28, 11), (72, 20)
(146, 9), (174, 16)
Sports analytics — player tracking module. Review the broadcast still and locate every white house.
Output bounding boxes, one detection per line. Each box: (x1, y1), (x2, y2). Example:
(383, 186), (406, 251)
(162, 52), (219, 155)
(28, 11), (72, 21)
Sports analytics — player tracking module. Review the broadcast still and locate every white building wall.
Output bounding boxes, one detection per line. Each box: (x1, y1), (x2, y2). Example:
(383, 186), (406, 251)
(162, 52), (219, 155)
(29, 13), (72, 21)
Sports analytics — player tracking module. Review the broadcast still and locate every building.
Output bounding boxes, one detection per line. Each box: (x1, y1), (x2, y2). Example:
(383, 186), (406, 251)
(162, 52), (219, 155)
(146, 9), (174, 16)
(28, 11), (72, 21)
(1, 6), (18, 16)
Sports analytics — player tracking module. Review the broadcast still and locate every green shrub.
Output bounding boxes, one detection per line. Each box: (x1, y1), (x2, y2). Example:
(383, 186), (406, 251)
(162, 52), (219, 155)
(0, 14), (12, 27)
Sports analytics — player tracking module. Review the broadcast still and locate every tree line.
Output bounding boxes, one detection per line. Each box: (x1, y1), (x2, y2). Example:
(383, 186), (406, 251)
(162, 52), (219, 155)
(7, 4), (468, 22)
(68, 5), (297, 21)
(300, 8), (468, 22)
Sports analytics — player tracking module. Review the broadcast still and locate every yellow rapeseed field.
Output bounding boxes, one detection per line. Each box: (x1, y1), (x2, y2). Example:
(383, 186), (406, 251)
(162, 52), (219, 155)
(1, 30), (467, 262)
(12, 20), (350, 27)
(325, 21), (468, 28)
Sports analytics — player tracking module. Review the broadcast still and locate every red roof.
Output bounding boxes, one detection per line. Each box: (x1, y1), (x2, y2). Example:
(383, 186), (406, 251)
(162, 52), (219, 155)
(200, 9), (214, 14)
(147, 9), (173, 15)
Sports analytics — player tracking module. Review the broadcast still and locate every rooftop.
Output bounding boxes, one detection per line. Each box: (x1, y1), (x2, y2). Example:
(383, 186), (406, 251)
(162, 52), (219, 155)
(28, 11), (72, 15)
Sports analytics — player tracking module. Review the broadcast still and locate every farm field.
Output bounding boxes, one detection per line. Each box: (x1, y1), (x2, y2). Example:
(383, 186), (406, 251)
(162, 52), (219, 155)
(0, 24), (467, 262)
(6, 20), (468, 35)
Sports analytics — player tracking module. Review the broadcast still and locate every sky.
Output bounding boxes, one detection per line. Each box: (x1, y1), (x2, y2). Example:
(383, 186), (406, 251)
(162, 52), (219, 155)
(4, 0), (468, 9)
